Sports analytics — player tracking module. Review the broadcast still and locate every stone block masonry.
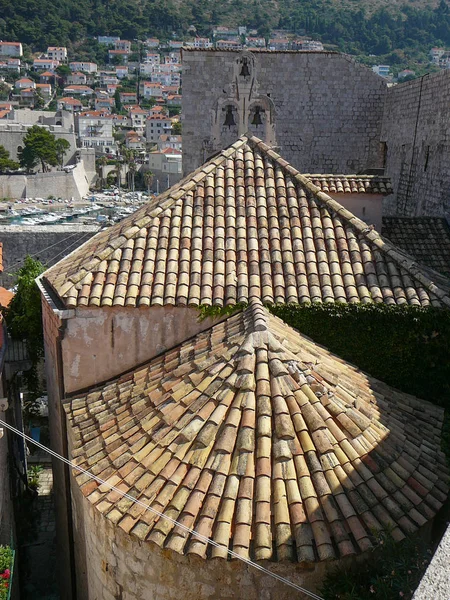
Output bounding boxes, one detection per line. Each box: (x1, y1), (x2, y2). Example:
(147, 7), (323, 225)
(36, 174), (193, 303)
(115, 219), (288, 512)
(0, 225), (99, 287)
(182, 50), (387, 176)
(382, 69), (450, 217)
(0, 162), (93, 202)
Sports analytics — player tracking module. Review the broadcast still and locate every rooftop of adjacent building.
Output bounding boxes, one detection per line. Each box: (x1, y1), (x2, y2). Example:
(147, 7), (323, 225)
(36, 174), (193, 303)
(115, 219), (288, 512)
(66, 299), (449, 563)
(42, 135), (450, 310)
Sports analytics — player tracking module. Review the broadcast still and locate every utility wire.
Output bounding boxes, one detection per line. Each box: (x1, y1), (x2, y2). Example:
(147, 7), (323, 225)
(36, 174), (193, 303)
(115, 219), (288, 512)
(6, 230), (93, 274)
(0, 418), (324, 600)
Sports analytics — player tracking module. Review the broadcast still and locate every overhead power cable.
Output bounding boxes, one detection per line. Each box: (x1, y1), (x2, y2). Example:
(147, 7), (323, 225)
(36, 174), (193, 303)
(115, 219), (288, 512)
(0, 418), (324, 600)
(6, 230), (93, 274)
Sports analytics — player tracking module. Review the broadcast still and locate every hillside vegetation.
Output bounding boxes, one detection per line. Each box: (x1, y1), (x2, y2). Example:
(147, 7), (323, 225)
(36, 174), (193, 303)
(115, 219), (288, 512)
(1, 0), (450, 59)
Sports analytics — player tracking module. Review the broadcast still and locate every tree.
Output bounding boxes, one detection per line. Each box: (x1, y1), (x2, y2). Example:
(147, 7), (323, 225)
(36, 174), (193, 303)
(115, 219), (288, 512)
(55, 138), (71, 168)
(97, 155), (108, 189)
(128, 158), (137, 192)
(144, 170), (154, 194)
(33, 88), (45, 109)
(18, 125), (58, 173)
(114, 88), (122, 112)
(6, 256), (45, 405)
(0, 145), (19, 173)
(56, 64), (71, 78)
(172, 120), (182, 135)
(0, 82), (10, 101)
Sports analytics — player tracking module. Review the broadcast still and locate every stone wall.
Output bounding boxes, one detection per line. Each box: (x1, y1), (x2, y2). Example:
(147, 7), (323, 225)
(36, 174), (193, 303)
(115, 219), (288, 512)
(70, 474), (330, 600)
(1, 225), (99, 287)
(381, 69), (450, 217)
(0, 175), (27, 200)
(182, 50), (387, 176)
(0, 121), (77, 163)
(0, 162), (92, 202)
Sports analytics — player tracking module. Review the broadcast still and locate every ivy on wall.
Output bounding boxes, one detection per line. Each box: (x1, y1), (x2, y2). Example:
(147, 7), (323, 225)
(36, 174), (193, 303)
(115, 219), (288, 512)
(198, 302), (450, 408)
(269, 303), (450, 409)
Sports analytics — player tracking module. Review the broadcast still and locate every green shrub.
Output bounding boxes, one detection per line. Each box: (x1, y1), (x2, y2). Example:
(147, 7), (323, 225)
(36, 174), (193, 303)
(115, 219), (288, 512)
(0, 545), (13, 600)
(269, 303), (450, 408)
(321, 529), (431, 600)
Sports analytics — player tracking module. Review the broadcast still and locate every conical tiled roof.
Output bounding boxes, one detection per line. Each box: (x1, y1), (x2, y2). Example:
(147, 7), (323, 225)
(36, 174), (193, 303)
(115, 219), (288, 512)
(66, 301), (449, 563)
(43, 136), (450, 308)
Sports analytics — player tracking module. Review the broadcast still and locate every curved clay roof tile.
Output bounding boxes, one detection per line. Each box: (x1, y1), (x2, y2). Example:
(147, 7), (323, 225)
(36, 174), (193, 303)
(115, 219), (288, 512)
(66, 301), (449, 563)
(42, 136), (450, 309)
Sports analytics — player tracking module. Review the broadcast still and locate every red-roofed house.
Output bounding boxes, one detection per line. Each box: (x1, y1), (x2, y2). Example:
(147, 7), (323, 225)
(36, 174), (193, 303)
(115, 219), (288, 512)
(140, 81), (162, 100)
(115, 66), (128, 79)
(0, 42), (22, 57)
(119, 91), (137, 104)
(167, 94), (182, 107)
(33, 58), (59, 71)
(146, 113), (172, 143)
(63, 85), (94, 96)
(47, 46), (67, 62)
(125, 130), (145, 150)
(36, 83), (52, 99)
(39, 71), (56, 83)
(69, 62), (97, 73)
(145, 38), (160, 48)
(76, 111), (116, 155)
(108, 49), (129, 63)
(57, 97), (83, 113)
(128, 106), (148, 132)
(15, 78), (35, 90)
(67, 72), (87, 85)
(114, 40), (132, 52)
(94, 97), (114, 111)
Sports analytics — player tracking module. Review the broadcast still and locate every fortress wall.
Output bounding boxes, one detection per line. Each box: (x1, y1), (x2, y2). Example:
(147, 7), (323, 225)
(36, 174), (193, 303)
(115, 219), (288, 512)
(381, 69), (450, 217)
(0, 225), (99, 287)
(182, 51), (387, 176)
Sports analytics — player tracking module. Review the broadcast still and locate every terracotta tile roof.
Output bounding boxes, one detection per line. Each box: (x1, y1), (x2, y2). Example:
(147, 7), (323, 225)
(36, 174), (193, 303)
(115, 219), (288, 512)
(0, 287), (13, 307)
(304, 175), (393, 195)
(42, 135), (450, 308)
(382, 217), (450, 277)
(66, 300), (449, 562)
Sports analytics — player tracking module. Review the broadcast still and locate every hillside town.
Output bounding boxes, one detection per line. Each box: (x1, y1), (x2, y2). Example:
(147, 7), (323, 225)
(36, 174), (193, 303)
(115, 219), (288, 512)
(0, 23), (450, 600)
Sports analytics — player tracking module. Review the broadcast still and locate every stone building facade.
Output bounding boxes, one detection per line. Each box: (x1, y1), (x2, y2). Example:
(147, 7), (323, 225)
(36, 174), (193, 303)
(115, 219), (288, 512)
(182, 49), (450, 219)
(182, 50), (387, 176)
(381, 69), (450, 217)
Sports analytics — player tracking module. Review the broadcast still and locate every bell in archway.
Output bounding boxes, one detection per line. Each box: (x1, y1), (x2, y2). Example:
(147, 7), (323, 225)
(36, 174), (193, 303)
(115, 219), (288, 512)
(224, 106), (236, 128)
(251, 107), (263, 126)
(240, 58), (250, 78)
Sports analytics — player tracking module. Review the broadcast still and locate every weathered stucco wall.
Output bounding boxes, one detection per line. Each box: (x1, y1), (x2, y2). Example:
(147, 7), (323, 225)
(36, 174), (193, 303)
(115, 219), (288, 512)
(182, 51), (387, 176)
(329, 192), (384, 231)
(42, 299), (228, 597)
(1, 225), (99, 288)
(70, 476), (329, 600)
(61, 306), (224, 394)
(381, 69), (450, 217)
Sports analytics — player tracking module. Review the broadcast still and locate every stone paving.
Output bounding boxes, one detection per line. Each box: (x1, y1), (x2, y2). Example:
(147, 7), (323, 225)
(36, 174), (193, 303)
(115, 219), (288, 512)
(20, 465), (59, 600)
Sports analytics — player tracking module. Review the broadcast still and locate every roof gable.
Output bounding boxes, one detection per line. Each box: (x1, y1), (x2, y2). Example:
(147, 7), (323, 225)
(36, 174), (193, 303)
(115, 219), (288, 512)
(66, 300), (449, 561)
(43, 136), (450, 308)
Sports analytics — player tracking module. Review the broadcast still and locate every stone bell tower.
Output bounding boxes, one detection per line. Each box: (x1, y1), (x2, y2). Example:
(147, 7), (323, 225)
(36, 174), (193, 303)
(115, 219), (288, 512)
(208, 51), (276, 153)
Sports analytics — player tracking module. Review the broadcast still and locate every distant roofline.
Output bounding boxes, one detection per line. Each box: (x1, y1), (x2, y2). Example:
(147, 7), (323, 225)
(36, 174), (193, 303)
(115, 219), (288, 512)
(182, 48), (339, 54)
